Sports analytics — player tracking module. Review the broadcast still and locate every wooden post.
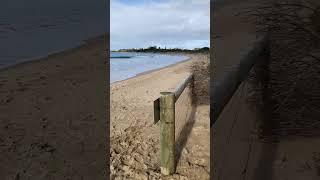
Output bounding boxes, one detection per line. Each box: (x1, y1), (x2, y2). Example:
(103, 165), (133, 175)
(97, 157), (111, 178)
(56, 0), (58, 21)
(160, 92), (175, 175)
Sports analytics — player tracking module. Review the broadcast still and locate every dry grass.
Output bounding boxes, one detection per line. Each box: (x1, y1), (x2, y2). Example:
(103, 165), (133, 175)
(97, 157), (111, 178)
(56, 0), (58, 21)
(239, 0), (320, 139)
(190, 53), (210, 105)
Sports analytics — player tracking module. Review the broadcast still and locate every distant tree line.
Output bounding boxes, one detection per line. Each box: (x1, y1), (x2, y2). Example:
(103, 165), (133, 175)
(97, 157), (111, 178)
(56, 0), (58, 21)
(115, 46), (209, 53)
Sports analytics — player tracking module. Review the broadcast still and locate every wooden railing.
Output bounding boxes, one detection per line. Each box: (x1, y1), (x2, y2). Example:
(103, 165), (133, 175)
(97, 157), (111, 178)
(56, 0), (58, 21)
(211, 34), (270, 126)
(153, 73), (193, 175)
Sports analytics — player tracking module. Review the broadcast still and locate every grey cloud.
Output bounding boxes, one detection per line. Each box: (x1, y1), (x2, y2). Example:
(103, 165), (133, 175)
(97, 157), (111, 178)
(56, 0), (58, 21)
(111, 0), (209, 50)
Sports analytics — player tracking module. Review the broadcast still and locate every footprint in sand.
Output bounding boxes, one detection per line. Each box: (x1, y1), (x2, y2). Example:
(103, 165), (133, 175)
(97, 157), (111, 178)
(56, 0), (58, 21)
(39, 76), (47, 80)
(0, 80), (7, 87)
(34, 106), (41, 110)
(38, 96), (53, 104)
(17, 87), (28, 92)
(44, 96), (52, 101)
(5, 96), (13, 103)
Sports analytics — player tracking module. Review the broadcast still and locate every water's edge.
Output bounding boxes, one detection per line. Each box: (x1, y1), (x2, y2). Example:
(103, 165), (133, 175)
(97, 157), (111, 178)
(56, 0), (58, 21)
(110, 56), (191, 85)
(0, 34), (106, 73)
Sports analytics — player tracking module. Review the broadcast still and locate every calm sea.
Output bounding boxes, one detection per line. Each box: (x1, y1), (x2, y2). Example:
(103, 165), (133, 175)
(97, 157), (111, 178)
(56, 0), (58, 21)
(110, 52), (189, 83)
(0, 0), (107, 69)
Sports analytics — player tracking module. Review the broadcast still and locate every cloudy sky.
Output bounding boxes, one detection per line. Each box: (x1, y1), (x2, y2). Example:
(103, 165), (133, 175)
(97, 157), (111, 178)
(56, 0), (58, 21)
(111, 0), (210, 50)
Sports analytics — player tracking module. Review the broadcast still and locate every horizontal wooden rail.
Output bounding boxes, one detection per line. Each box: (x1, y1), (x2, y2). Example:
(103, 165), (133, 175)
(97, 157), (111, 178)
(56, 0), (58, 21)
(211, 34), (270, 127)
(154, 73), (193, 124)
(174, 74), (193, 100)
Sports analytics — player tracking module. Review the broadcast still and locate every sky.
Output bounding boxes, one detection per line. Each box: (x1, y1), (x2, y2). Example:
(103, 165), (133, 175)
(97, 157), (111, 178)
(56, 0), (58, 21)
(111, 0), (210, 50)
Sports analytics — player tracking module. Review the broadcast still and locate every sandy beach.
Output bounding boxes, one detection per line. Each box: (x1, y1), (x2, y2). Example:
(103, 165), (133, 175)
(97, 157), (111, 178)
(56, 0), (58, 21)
(0, 35), (108, 179)
(0, 34), (209, 179)
(111, 55), (193, 134)
(111, 53), (210, 179)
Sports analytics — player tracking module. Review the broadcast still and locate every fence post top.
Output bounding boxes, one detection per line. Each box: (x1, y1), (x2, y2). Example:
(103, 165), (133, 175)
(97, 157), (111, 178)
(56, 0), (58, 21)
(160, 92), (174, 95)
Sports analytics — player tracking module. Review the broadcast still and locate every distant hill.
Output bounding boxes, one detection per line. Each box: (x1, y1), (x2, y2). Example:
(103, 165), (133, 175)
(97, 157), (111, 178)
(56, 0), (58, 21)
(114, 46), (209, 53)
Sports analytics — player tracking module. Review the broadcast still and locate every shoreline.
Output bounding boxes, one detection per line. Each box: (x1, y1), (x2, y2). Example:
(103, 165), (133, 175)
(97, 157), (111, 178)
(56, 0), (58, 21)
(110, 51), (209, 85)
(0, 34), (107, 73)
(110, 55), (192, 85)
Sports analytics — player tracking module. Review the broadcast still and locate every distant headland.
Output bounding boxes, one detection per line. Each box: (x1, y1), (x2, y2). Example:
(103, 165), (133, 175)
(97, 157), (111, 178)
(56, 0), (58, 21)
(112, 46), (209, 53)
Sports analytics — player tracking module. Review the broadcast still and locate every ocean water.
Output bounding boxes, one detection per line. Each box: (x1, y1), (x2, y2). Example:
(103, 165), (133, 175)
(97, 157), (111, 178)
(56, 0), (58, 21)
(110, 52), (189, 83)
(0, 0), (107, 69)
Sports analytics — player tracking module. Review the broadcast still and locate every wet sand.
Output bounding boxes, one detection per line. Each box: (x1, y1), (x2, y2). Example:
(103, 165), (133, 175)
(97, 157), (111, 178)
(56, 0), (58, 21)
(0, 35), (108, 179)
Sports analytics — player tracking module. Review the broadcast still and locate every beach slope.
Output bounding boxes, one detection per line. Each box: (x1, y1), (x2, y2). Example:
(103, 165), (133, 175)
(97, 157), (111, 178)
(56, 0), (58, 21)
(0, 36), (108, 179)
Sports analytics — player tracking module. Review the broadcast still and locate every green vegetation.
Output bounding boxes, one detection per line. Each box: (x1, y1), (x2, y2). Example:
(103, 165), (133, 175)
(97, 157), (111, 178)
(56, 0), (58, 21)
(114, 46), (209, 53)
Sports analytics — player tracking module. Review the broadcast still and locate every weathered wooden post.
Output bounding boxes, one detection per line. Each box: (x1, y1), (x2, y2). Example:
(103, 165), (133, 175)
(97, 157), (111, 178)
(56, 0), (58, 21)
(153, 74), (193, 175)
(160, 92), (175, 175)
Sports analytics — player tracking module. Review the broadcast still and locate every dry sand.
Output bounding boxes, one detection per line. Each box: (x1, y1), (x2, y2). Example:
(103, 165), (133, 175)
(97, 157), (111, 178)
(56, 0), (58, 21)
(110, 53), (210, 179)
(0, 36), (108, 179)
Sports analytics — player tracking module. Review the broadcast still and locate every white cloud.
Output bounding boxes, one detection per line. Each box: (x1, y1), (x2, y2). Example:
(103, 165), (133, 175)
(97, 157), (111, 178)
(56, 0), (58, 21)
(111, 0), (210, 50)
